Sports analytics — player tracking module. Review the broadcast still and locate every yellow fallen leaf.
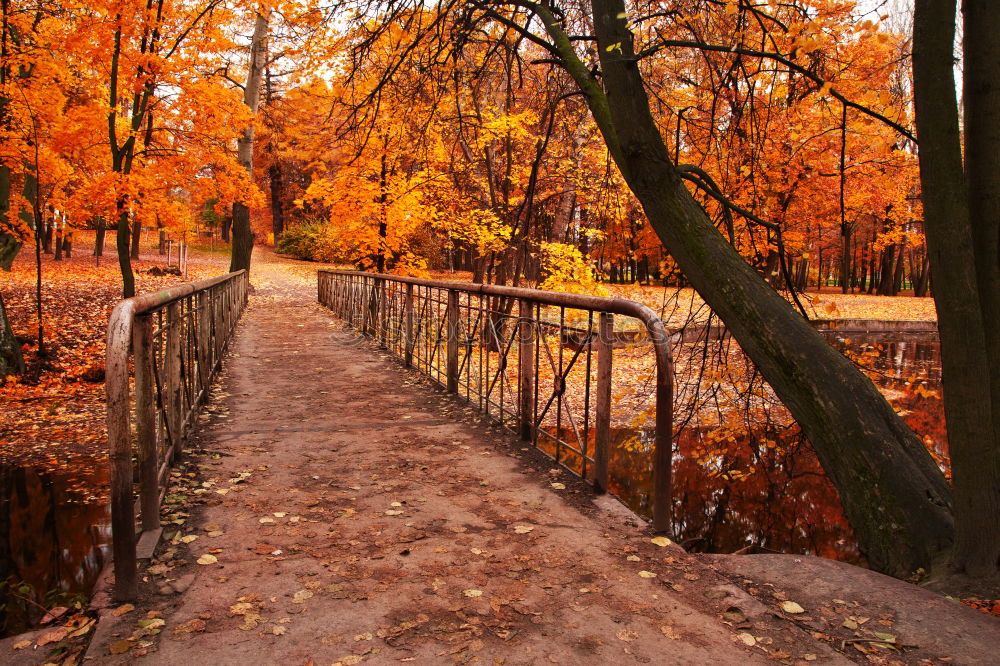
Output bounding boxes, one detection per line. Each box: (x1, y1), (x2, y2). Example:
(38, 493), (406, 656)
(463, 589), (483, 598)
(197, 553), (218, 565)
(111, 603), (135, 617)
(385, 510), (403, 516)
(109, 639), (133, 655)
(273, 512), (286, 518)
(272, 625), (287, 636)
(650, 536), (672, 547)
(638, 571), (657, 578)
(180, 535), (198, 543)
(780, 601), (805, 614)
(626, 555), (641, 562)
(738, 633), (756, 646)
(292, 589), (314, 603)
(12, 640), (30, 650)
(354, 632), (373, 641)
(513, 525), (534, 534)
(259, 517), (275, 524)
(616, 629), (638, 641)
(338, 656), (363, 665)
(550, 482), (566, 490)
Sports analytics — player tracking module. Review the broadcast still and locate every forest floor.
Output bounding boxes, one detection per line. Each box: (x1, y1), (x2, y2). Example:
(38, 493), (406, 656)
(2, 238), (997, 665)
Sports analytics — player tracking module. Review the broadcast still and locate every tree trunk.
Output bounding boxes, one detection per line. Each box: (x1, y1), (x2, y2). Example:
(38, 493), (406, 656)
(269, 163), (284, 245)
(840, 227), (851, 294)
(94, 218), (106, 257)
(0, 292), (24, 376)
(0, 164), (21, 271)
(230, 11), (268, 274)
(914, 0), (1000, 581)
(548, 0), (954, 577)
(130, 215), (141, 260)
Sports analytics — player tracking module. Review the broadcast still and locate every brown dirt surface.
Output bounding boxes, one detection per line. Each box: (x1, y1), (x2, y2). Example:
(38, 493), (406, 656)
(708, 554), (1000, 665)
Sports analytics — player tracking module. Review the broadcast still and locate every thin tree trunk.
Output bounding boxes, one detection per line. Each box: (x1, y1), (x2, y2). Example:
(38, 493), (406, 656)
(229, 11), (268, 274)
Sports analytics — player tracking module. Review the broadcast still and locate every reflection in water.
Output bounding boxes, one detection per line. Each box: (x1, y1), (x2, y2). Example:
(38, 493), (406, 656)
(0, 464), (110, 634)
(540, 333), (945, 565)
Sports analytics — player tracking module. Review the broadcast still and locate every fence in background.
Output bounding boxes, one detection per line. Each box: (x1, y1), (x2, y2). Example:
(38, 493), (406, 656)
(318, 270), (673, 532)
(106, 271), (249, 600)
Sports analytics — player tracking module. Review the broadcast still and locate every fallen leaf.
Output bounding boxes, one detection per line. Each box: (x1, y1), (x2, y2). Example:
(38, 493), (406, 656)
(272, 625), (287, 636)
(109, 639), (133, 655)
(36, 627), (70, 645)
(197, 553), (218, 565)
(12, 640), (30, 650)
(112, 604), (135, 617)
(273, 512), (286, 518)
(737, 633), (756, 646)
(259, 517), (275, 524)
(780, 601), (805, 614)
(180, 535), (198, 543)
(513, 525), (534, 534)
(638, 570), (657, 578)
(293, 589), (314, 603)
(616, 629), (638, 642)
(660, 624), (681, 640)
(650, 536), (672, 547)
(173, 618), (207, 635)
(463, 589), (483, 598)
(550, 483), (565, 490)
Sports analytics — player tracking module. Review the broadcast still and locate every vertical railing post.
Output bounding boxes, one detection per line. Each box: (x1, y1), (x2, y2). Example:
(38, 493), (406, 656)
(197, 292), (211, 392)
(518, 299), (534, 441)
(133, 314), (159, 531)
(446, 289), (460, 392)
(404, 283), (414, 367)
(653, 340), (673, 533)
(106, 303), (137, 601)
(594, 312), (613, 493)
(166, 301), (183, 459)
(377, 278), (387, 348)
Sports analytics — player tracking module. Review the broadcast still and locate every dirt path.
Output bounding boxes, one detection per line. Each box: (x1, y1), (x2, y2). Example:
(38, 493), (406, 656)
(78, 257), (993, 665)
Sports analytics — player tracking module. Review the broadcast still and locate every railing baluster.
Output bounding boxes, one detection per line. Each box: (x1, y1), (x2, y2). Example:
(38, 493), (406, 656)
(133, 314), (159, 531)
(447, 290), (460, 392)
(518, 299), (534, 441)
(594, 312), (613, 494)
(404, 284), (414, 367)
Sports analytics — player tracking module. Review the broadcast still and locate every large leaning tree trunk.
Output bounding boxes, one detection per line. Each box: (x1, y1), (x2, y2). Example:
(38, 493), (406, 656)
(230, 11), (268, 274)
(913, 0), (1000, 584)
(529, 0), (955, 577)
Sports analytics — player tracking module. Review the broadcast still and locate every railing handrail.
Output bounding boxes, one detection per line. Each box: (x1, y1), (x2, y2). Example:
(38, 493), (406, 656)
(318, 270), (673, 535)
(106, 270), (248, 600)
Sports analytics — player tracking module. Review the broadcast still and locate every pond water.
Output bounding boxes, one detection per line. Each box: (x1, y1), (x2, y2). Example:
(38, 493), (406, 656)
(537, 332), (945, 566)
(0, 464), (110, 634)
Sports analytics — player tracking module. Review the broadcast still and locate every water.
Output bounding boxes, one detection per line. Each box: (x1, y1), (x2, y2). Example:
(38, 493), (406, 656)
(538, 332), (945, 566)
(0, 464), (110, 635)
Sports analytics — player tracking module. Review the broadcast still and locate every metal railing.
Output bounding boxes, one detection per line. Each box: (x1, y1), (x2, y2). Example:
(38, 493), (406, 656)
(106, 270), (249, 600)
(318, 270), (673, 531)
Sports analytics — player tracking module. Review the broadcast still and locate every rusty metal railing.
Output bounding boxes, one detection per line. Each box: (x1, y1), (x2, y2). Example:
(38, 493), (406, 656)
(106, 270), (249, 600)
(318, 270), (673, 532)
